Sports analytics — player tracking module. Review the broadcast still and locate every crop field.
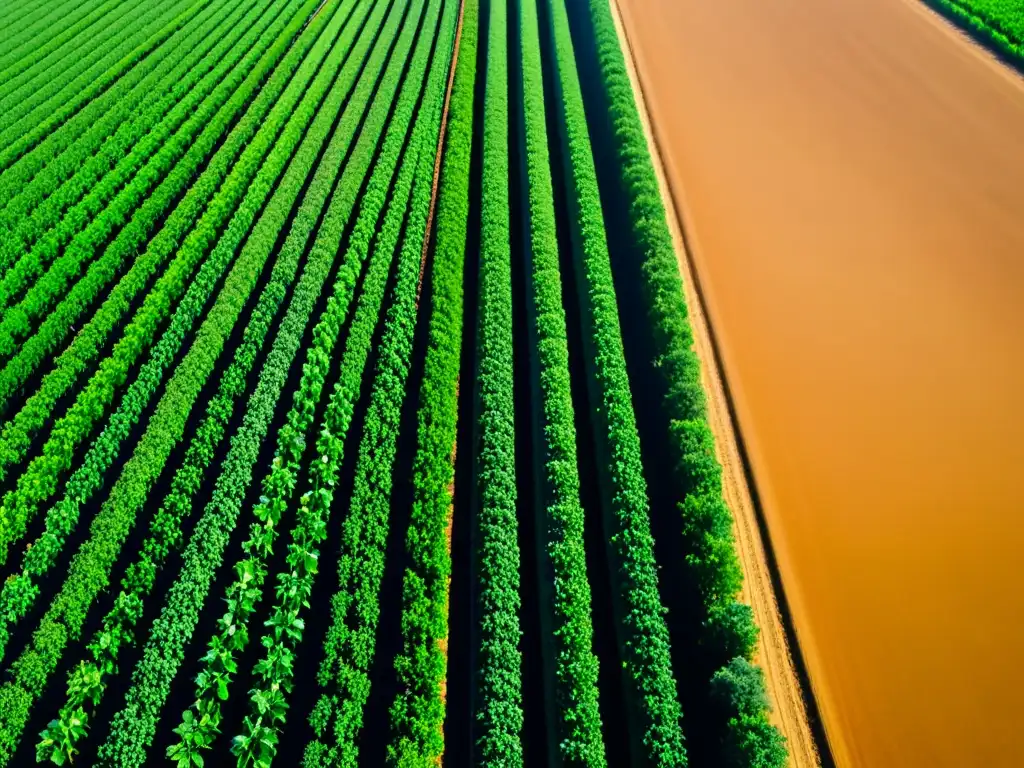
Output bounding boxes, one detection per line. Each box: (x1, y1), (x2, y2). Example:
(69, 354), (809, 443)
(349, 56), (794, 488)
(0, 0), (786, 766)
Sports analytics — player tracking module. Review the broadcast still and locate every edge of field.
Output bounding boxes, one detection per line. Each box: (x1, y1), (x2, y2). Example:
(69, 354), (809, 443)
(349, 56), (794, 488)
(916, 0), (1024, 75)
(607, 2), (824, 766)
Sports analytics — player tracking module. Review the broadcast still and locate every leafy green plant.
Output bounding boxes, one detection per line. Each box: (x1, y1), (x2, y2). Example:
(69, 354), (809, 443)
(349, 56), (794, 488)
(0, 0), (269, 275)
(544, 0), (686, 763)
(513, 0), (607, 762)
(384, 0), (477, 763)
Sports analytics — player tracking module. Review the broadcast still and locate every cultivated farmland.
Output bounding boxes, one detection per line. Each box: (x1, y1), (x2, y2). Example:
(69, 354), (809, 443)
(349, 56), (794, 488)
(0, 0), (787, 765)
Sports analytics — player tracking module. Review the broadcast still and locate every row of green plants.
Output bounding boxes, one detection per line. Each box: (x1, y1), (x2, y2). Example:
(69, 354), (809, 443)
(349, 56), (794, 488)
(384, 0), (476, 762)
(471, 0), (523, 762)
(577, 0), (786, 764)
(0, 0), (207, 174)
(0, 1), (303, 348)
(39, 2), (421, 760)
(303, 6), (455, 766)
(0, 0), (126, 85)
(0, 0), (160, 116)
(171, 5), (440, 760)
(922, 0), (1024, 65)
(0, 3), (374, 760)
(517, 0), (606, 763)
(0, 0), (201, 155)
(0, 0), (105, 65)
(92, 2), (428, 763)
(0, 0), (345, 435)
(0, 0), (360, 684)
(243, 14), (452, 767)
(0, 0), (343, 527)
(0, 0), (257, 266)
(544, 0), (687, 763)
(0, 0), (232, 219)
(305, 47), (449, 768)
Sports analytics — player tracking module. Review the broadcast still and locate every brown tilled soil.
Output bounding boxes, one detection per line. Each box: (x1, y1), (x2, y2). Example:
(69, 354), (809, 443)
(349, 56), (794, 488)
(615, 0), (1024, 765)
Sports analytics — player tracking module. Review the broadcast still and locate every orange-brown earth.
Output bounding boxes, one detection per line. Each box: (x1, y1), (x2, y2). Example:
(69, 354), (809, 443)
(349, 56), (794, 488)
(615, 0), (1024, 765)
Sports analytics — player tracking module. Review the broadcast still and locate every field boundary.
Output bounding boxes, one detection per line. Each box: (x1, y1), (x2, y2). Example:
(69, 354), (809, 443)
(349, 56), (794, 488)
(607, 1), (829, 766)
(916, 0), (1024, 75)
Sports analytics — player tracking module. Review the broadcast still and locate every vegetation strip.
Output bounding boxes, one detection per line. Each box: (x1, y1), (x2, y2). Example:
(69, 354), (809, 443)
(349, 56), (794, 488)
(0, 0), (131, 86)
(384, 0), (473, 762)
(543, 0), (687, 763)
(0, 0), (343, 566)
(0, 0), (204, 156)
(578, 0), (787, 763)
(303, 35), (453, 768)
(0, 0), (263, 263)
(0, 2), (376, 760)
(0, 0), (305, 349)
(31, 1), (423, 762)
(465, 0), (525, 762)
(516, 0), (607, 762)
(0, 0), (149, 105)
(90, 0), (440, 763)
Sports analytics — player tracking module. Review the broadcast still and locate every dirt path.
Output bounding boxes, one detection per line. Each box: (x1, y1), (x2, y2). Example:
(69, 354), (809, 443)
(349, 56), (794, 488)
(608, 3), (821, 766)
(612, 0), (1024, 765)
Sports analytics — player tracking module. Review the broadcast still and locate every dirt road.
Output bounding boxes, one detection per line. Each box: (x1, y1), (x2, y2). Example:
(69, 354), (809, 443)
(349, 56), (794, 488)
(614, 0), (1024, 765)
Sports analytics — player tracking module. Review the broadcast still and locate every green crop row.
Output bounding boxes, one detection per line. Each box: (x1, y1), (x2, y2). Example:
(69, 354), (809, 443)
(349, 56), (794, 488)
(0, 0), (199, 148)
(516, 0), (606, 763)
(38, 161), (329, 761)
(235, 11), (450, 764)
(0, 1), (297, 350)
(93, 1), (428, 763)
(0, 0), (92, 60)
(0, 0), (258, 261)
(0, 0), (148, 126)
(163, 1), (440, 764)
(543, 0), (687, 764)
(0, 0), (303, 413)
(384, 0), (475, 763)
(0, 0), (346, 433)
(0, 0), (345, 563)
(304, 40), (449, 768)
(32, 0), (402, 758)
(0, 0), (134, 88)
(173, 5), (438, 761)
(0, 0), (204, 173)
(0, 3), (366, 760)
(0, 0), (127, 85)
(578, 0), (786, 763)
(302, 8), (454, 768)
(469, 0), (523, 763)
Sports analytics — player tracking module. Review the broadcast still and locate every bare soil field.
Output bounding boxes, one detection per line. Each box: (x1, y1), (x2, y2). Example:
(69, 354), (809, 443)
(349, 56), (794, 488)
(615, 0), (1024, 765)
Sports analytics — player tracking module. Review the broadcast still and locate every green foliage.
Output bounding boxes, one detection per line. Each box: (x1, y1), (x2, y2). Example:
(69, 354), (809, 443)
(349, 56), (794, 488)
(578, 0), (786, 761)
(0, 0), (296, 667)
(302, 11), (457, 764)
(0, 0), (205, 172)
(544, 0), (687, 764)
(516, 0), (606, 763)
(0, 1), (374, 762)
(470, 0), (524, 763)
(0, 0), (128, 90)
(97, 1), (439, 762)
(385, 0), (478, 763)
(0, 0), (270, 275)
(923, 0), (1024, 64)
(0, 0), (335, 561)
